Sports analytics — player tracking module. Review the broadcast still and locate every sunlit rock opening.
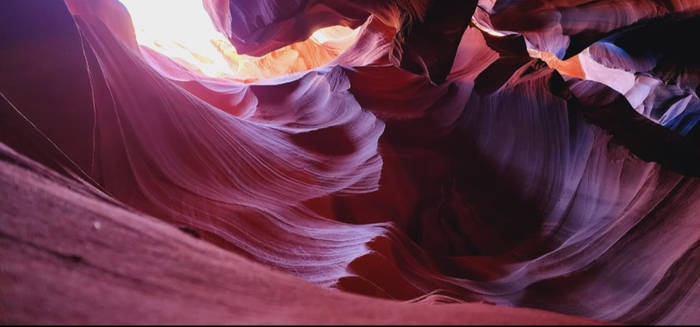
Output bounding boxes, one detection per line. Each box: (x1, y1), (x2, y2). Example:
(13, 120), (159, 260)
(119, 0), (360, 82)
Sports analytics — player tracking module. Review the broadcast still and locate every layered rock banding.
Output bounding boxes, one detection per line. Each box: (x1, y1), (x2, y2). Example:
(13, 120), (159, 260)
(1, 0), (699, 324)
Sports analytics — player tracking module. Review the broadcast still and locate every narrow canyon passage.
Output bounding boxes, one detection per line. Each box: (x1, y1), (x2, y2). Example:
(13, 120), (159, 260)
(1, 0), (699, 324)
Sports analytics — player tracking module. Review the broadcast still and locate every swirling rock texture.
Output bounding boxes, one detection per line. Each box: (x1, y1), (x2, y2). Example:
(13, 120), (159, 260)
(1, 0), (698, 324)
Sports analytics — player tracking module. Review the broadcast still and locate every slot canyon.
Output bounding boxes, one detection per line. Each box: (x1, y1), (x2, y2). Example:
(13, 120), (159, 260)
(1, 0), (699, 324)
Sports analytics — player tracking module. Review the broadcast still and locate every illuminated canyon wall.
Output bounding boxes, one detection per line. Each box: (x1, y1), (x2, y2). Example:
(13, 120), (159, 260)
(1, 0), (699, 324)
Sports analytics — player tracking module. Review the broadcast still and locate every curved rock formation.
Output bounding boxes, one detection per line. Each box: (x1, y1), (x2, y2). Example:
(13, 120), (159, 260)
(1, 0), (698, 324)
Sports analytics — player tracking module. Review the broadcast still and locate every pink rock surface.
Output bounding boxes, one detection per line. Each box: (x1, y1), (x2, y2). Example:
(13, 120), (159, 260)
(0, 142), (609, 325)
(1, 0), (699, 324)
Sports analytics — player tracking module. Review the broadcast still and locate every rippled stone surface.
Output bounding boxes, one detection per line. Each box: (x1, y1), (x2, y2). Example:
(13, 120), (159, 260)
(1, 0), (698, 324)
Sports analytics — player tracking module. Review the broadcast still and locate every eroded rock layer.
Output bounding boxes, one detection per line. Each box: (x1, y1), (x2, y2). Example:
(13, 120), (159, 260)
(1, 0), (698, 324)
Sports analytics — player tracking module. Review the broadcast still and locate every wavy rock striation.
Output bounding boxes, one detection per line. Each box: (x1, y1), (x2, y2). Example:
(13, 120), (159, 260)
(1, 0), (699, 324)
